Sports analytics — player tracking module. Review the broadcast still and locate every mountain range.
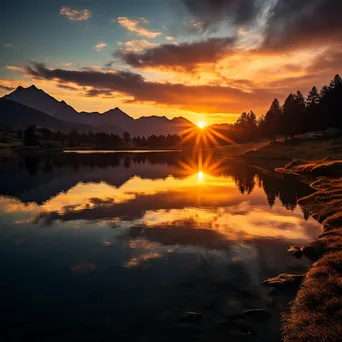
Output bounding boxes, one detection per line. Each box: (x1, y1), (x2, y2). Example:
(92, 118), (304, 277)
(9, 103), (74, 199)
(1, 85), (194, 136)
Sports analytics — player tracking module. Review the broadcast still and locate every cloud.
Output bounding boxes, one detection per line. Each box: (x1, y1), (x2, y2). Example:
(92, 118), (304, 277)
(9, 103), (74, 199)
(0, 85), (14, 91)
(262, 0), (342, 50)
(115, 36), (236, 71)
(23, 62), (275, 113)
(305, 47), (342, 74)
(94, 43), (107, 51)
(118, 40), (159, 53)
(117, 17), (161, 38)
(4, 44), (14, 48)
(181, 0), (265, 31)
(60, 7), (92, 21)
(180, 1), (342, 53)
(6, 65), (26, 73)
(165, 36), (175, 41)
(56, 83), (79, 91)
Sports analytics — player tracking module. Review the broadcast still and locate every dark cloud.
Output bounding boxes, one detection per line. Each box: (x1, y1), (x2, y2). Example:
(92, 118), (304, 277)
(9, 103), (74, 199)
(115, 37), (236, 71)
(85, 88), (113, 97)
(56, 83), (79, 91)
(305, 48), (342, 73)
(24, 62), (276, 113)
(263, 0), (342, 50)
(0, 85), (15, 91)
(181, 0), (263, 30)
(105, 61), (114, 68)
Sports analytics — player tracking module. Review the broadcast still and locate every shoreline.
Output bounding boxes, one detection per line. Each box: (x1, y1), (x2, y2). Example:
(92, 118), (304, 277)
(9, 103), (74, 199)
(240, 148), (342, 341)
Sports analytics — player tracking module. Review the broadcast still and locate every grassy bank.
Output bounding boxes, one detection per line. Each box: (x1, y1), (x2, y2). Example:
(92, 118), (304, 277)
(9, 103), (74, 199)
(243, 141), (342, 341)
(219, 136), (342, 169)
(279, 171), (342, 341)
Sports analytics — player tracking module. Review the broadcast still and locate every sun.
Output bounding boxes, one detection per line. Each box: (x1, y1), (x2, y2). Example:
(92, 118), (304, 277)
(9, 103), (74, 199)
(198, 120), (206, 129)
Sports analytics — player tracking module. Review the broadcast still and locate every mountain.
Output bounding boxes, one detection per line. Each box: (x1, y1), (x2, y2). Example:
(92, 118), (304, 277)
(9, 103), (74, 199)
(133, 116), (191, 136)
(0, 99), (122, 134)
(2, 85), (195, 136)
(4, 85), (95, 124)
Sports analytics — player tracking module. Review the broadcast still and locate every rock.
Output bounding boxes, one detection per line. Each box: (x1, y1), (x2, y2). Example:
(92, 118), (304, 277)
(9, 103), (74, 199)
(268, 287), (281, 297)
(243, 309), (272, 322)
(230, 318), (253, 335)
(288, 245), (303, 259)
(323, 156), (337, 162)
(176, 323), (201, 334)
(302, 244), (320, 261)
(284, 159), (305, 170)
(323, 127), (342, 139)
(220, 297), (244, 318)
(214, 319), (252, 337)
(179, 311), (202, 325)
(265, 296), (277, 308)
(263, 273), (305, 290)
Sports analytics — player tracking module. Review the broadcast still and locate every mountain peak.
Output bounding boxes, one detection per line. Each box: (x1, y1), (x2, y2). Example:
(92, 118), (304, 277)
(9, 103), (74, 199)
(28, 85), (38, 90)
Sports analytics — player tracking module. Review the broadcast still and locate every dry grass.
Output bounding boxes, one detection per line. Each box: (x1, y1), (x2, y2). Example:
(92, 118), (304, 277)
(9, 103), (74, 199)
(277, 159), (342, 177)
(283, 251), (342, 342)
(277, 164), (342, 341)
(227, 136), (342, 169)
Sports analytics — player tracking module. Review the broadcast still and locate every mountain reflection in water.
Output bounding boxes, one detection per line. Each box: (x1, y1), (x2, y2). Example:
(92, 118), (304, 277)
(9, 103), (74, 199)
(0, 152), (320, 342)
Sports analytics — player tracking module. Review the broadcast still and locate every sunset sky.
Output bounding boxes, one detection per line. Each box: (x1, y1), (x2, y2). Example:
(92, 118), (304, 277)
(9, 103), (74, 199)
(1, 0), (341, 125)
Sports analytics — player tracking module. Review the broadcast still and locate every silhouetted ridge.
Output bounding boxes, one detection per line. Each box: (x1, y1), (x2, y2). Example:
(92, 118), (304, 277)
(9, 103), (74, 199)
(2, 85), (195, 136)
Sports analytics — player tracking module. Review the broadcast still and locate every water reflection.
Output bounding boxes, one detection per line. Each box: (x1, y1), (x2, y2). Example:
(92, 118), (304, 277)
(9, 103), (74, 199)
(0, 152), (321, 341)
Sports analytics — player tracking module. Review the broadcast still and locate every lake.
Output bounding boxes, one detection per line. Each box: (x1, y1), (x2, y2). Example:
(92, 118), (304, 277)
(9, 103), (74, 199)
(0, 152), (321, 341)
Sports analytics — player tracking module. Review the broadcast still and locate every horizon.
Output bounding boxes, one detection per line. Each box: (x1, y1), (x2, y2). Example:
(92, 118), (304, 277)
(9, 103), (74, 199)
(1, 1), (341, 125)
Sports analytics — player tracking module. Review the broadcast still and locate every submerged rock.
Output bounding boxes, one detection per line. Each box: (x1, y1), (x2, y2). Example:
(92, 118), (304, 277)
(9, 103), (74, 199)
(263, 273), (305, 290)
(288, 245), (303, 259)
(243, 309), (272, 322)
(178, 311), (202, 325)
(220, 297), (245, 318)
(177, 312), (202, 335)
(211, 319), (252, 340)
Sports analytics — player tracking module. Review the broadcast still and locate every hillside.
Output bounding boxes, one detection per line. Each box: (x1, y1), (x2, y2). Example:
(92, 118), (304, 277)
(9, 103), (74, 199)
(3, 85), (195, 136)
(0, 99), (122, 134)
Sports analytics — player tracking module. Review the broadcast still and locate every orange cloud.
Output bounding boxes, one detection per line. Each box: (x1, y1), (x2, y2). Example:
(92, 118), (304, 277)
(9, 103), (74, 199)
(117, 17), (161, 38)
(94, 43), (107, 51)
(118, 40), (159, 53)
(6, 65), (26, 73)
(60, 7), (92, 21)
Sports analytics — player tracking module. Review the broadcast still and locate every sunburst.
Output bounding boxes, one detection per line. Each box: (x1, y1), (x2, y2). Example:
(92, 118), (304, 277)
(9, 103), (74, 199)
(179, 122), (235, 150)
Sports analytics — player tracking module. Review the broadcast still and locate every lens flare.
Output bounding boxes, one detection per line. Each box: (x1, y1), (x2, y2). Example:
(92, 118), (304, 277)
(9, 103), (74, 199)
(198, 121), (205, 129)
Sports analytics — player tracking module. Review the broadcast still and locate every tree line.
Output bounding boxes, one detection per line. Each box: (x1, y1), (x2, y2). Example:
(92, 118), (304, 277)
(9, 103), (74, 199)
(23, 126), (182, 149)
(216, 74), (342, 143)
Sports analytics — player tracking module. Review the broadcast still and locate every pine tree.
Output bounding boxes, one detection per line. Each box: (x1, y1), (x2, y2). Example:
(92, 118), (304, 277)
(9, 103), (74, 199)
(24, 125), (39, 146)
(264, 98), (282, 142)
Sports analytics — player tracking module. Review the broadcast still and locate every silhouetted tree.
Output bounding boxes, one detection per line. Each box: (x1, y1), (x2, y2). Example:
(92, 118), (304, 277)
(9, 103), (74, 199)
(123, 131), (131, 145)
(24, 125), (39, 146)
(264, 98), (282, 142)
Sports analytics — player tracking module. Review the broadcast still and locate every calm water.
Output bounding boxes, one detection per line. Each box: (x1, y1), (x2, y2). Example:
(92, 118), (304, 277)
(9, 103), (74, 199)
(0, 152), (320, 342)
